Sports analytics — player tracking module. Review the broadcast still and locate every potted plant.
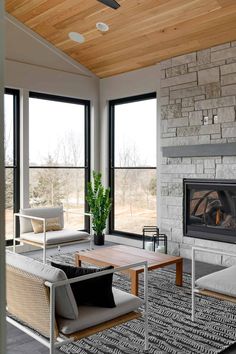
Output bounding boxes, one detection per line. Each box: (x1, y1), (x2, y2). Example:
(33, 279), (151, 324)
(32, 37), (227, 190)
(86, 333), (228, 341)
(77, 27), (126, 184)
(86, 171), (112, 245)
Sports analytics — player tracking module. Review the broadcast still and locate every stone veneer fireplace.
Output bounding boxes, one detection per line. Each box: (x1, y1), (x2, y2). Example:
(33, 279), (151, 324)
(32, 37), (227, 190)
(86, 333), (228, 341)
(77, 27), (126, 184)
(183, 179), (236, 243)
(160, 40), (236, 265)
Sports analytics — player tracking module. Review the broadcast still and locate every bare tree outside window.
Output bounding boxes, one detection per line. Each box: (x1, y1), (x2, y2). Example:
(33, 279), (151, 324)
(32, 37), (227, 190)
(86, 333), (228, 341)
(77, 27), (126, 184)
(29, 93), (89, 231)
(110, 94), (157, 235)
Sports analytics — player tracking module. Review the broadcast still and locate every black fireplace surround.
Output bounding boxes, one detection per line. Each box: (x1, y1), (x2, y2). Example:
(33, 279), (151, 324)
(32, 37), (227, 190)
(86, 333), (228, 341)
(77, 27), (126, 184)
(183, 179), (236, 244)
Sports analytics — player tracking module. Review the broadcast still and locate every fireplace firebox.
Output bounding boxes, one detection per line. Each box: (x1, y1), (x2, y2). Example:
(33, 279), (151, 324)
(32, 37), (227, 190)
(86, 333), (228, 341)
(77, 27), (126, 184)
(183, 179), (236, 243)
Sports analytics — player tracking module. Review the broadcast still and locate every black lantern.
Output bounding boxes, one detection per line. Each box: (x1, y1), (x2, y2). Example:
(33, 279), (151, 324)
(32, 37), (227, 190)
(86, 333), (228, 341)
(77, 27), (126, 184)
(142, 226), (167, 254)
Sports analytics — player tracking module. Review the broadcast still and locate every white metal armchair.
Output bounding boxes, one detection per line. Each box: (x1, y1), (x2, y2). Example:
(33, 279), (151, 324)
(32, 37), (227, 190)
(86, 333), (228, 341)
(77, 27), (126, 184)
(6, 251), (149, 354)
(14, 206), (90, 263)
(192, 246), (236, 321)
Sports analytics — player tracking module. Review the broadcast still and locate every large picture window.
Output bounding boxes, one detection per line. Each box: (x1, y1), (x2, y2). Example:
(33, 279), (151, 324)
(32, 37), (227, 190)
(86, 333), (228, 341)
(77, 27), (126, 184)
(4, 89), (20, 243)
(29, 92), (90, 231)
(109, 93), (157, 236)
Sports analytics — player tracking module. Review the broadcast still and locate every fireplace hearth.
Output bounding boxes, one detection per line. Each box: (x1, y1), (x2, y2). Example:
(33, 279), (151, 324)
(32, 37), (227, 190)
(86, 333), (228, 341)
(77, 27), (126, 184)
(183, 179), (236, 243)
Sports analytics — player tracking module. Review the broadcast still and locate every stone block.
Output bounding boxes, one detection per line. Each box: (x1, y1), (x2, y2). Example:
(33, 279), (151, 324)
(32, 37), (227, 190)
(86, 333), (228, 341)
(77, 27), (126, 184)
(228, 137), (236, 142)
(167, 157), (181, 164)
(172, 52), (196, 67)
(182, 97), (194, 107)
(161, 72), (197, 88)
(162, 132), (176, 138)
(168, 127), (177, 133)
(210, 138), (226, 144)
(183, 236), (195, 245)
(221, 84), (236, 96)
(170, 81), (198, 91)
(199, 124), (220, 135)
(195, 96), (236, 110)
(170, 86), (205, 100)
(211, 133), (221, 139)
(226, 58), (236, 64)
(161, 120), (168, 132)
(161, 196), (182, 206)
(222, 121), (236, 128)
(167, 241), (180, 256)
(198, 135), (211, 144)
(220, 62), (236, 75)
(197, 48), (211, 64)
(196, 164), (203, 173)
(161, 164), (195, 174)
(167, 117), (188, 128)
(166, 64), (188, 78)
(160, 87), (169, 97)
(203, 159), (215, 169)
(182, 157), (191, 164)
(223, 156), (236, 163)
(221, 73), (236, 86)
(182, 107), (194, 113)
(171, 228), (183, 242)
(161, 104), (182, 119)
(160, 58), (172, 69)
(218, 107), (235, 123)
(177, 126), (200, 137)
(211, 43), (231, 52)
(222, 126), (236, 138)
(211, 46), (236, 62)
(161, 70), (165, 79)
(161, 96), (169, 106)
(189, 111), (203, 126)
(194, 95), (205, 101)
(205, 83), (221, 99)
(161, 136), (199, 147)
(167, 182), (182, 197)
(216, 164), (236, 178)
(198, 67), (219, 85)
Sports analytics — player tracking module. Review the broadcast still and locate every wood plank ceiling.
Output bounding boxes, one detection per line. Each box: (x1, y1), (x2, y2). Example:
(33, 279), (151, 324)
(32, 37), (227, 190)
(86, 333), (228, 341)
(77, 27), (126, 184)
(5, 0), (236, 78)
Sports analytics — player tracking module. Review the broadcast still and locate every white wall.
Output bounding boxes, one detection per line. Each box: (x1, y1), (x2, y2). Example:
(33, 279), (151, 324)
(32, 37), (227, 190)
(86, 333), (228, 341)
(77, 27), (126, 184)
(0, 2), (6, 353)
(99, 64), (162, 239)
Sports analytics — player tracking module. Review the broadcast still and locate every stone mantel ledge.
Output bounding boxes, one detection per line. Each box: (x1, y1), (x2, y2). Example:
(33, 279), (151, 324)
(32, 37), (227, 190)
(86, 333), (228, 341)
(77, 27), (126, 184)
(162, 142), (236, 158)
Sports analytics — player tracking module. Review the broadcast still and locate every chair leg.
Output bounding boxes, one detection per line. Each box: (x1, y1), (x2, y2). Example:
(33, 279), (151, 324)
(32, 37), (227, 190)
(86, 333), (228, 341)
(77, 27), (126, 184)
(192, 290), (195, 321)
(43, 245), (46, 264)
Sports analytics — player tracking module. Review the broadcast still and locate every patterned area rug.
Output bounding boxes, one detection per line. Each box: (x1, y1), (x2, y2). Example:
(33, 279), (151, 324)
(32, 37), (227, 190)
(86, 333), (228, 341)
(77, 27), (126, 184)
(49, 253), (236, 354)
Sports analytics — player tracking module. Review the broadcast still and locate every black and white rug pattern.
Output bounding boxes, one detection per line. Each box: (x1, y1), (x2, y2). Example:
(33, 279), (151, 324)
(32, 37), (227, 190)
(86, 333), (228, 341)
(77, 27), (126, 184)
(48, 253), (236, 354)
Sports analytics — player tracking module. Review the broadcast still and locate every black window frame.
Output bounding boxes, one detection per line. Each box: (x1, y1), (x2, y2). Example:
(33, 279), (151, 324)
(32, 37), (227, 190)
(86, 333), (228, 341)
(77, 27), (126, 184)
(29, 92), (91, 232)
(109, 92), (157, 239)
(5, 88), (20, 246)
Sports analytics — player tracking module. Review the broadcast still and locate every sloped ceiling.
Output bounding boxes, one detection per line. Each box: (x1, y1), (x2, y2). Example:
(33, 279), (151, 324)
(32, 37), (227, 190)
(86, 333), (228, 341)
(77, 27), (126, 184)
(5, 0), (236, 78)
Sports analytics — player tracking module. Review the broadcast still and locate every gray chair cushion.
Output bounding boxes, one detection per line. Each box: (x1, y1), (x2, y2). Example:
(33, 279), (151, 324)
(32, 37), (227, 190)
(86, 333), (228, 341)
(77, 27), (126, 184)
(58, 288), (142, 334)
(20, 207), (64, 233)
(196, 265), (236, 297)
(6, 251), (79, 320)
(20, 229), (89, 245)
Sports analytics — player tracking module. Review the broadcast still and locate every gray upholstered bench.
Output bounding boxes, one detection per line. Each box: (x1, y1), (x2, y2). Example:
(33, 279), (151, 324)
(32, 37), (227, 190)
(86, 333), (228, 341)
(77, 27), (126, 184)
(14, 206), (90, 263)
(6, 251), (149, 354)
(192, 247), (236, 321)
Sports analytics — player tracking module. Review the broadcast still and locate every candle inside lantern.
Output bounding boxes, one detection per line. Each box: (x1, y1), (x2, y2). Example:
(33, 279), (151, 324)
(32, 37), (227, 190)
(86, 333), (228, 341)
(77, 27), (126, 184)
(145, 241), (153, 252)
(155, 245), (166, 253)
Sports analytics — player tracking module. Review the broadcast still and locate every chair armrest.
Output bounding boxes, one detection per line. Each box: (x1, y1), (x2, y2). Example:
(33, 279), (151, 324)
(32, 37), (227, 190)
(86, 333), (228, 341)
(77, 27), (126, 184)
(14, 213), (46, 222)
(192, 246), (236, 258)
(63, 210), (91, 217)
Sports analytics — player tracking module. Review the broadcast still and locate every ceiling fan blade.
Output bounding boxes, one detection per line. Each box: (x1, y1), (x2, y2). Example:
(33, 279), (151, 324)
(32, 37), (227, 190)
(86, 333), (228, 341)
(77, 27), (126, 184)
(97, 0), (120, 10)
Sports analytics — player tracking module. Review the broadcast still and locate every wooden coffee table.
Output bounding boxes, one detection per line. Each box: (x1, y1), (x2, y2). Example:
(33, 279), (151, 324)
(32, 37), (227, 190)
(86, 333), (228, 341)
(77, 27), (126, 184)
(75, 245), (183, 296)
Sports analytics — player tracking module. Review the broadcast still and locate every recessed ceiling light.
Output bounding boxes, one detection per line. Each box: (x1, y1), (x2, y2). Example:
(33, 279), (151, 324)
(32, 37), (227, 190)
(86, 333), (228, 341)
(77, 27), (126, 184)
(68, 32), (85, 43)
(96, 22), (109, 32)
